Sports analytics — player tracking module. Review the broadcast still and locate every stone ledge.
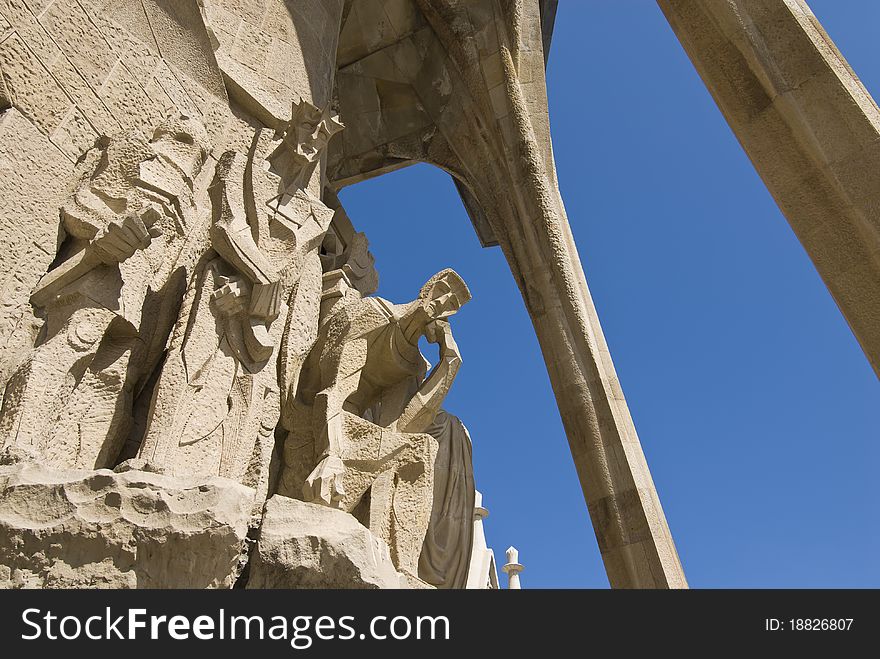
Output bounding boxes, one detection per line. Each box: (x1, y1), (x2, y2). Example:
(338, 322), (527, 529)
(247, 495), (408, 589)
(0, 460), (255, 588)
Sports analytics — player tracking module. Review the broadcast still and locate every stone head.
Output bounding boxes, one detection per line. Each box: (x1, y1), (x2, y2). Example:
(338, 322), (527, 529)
(418, 269), (471, 321)
(284, 98), (344, 167)
(150, 114), (210, 180)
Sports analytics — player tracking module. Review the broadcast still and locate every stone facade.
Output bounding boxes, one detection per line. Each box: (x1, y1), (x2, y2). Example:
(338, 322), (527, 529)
(0, 0), (493, 589)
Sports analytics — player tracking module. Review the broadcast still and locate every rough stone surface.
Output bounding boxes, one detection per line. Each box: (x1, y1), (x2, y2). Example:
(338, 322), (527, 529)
(0, 115), (211, 471)
(134, 99), (341, 502)
(247, 495), (405, 589)
(0, 108), (75, 390)
(0, 459), (255, 589)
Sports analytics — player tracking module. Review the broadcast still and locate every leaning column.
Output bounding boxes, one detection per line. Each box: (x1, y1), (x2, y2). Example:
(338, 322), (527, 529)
(657, 0), (880, 377)
(485, 30), (689, 590)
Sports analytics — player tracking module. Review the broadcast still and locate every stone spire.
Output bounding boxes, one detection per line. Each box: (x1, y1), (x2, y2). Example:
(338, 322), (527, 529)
(502, 546), (524, 590)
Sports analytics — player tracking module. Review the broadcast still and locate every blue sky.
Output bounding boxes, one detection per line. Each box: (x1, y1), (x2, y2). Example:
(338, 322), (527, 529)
(338, 2), (880, 588)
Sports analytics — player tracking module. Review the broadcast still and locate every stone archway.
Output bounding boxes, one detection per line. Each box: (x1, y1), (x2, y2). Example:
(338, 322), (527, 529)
(328, 0), (688, 589)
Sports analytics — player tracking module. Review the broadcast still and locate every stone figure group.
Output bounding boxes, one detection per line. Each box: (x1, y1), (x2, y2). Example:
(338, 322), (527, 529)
(0, 115), (210, 471)
(0, 99), (476, 587)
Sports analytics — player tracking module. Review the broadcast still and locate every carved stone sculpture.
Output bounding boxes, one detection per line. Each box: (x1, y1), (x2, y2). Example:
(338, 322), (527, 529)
(136, 100), (341, 497)
(419, 410), (476, 589)
(317, 189), (379, 299)
(1, 0), (478, 590)
(0, 0), (762, 590)
(279, 268), (471, 582)
(0, 115), (209, 470)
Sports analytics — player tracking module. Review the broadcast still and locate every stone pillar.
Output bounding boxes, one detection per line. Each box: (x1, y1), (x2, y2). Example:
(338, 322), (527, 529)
(657, 0), (880, 377)
(466, 491), (499, 589)
(484, 37), (689, 591)
(502, 546), (524, 590)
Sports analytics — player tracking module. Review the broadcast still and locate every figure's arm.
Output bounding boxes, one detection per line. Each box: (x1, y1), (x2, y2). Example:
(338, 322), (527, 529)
(396, 320), (462, 434)
(296, 200), (336, 256)
(60, 199), (101, 241)
(209, 151), (280, 319)
(59, 147), (116, 241)
(302, 338), (366, 508)
(31, 195), (155, 308)
(59, 186), (156, 261)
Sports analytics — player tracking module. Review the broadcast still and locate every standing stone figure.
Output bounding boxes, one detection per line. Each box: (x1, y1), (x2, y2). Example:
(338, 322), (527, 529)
(135, 100), (341, 494)
(279, 268), (471, 582)
(0, 116), (209, 469)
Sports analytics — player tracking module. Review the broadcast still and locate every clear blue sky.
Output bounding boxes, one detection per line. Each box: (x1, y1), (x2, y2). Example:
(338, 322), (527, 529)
(338, 1), (880, 588)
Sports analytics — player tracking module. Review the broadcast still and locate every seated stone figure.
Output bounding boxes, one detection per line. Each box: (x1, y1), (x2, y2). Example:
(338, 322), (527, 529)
(279, 268), (470, 582)
(0, 116), (209, 469)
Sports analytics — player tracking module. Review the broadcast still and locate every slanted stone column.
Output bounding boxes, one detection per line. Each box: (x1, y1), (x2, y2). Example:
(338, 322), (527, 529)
(658, 0), (880, 377)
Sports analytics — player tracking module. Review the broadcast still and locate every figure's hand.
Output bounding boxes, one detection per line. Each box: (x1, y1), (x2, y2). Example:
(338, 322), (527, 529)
(425, 319), (459, 359)
(303, 455), (346, 509)
(424, 319), (444, 344)
(92, 213), (152, 264)
(250, 280), (281, 320)
(211, 275), (248, 315)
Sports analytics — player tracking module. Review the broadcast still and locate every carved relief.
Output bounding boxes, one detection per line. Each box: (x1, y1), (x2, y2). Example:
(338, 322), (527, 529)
(0, 115), (209, 469)
(0, 0), (503, 590)
(135, 100), (342, 494)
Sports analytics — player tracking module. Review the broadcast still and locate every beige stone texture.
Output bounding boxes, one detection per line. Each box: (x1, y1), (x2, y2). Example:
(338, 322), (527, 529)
(0, 1), (374, 590)
(203, 0), (342, 129)
(247, 494), (405, 589)
(0, 115), (210, 470)
(0, 1), (253, 476)
(0, 456), (254, 588)
(135, 100), (340, 506)
(0, 108), (74, 390)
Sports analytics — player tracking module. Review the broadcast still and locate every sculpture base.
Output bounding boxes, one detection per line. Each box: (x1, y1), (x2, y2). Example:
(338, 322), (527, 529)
(0, 460), (255, 588)
(247, 495), (412, 589)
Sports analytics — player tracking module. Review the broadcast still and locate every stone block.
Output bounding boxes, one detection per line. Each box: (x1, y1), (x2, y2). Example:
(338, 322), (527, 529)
(0, 459), (255, 588)
(247, 495), (406, 589)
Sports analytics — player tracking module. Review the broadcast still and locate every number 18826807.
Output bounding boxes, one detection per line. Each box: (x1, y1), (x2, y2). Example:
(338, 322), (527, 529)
(790, 619), (853, 631)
